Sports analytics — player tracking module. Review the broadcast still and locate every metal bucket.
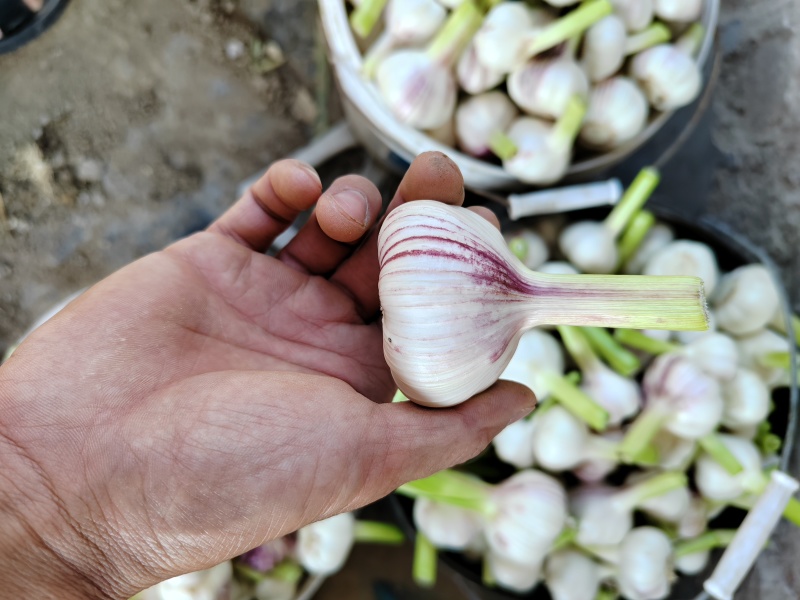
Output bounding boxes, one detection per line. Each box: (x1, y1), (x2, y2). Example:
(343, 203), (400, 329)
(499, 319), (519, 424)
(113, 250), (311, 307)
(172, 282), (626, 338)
(317, 0), (721, 192)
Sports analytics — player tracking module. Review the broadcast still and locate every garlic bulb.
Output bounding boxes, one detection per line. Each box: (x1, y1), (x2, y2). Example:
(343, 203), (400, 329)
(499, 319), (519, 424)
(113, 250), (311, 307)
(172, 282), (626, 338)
(681, 333), (739, 381)
(559, 221), (619, 274)
(579, 76), (649, 151)
(493, 415), (537, 469)
(505, 229), (549, 269)
(654, 0), (702, 22)
(617, 527), (674, 600)
(413, 497), (482, 550)
(695, 435), (768, 502)
(425, 117), (457, 147)
(627, 472), (691, 522)
(545, 550), (601, 600)
(473, 2), (541, 74)
(138, 562), (233, 600)
(652, 429), (697, 471)
(581, 15), (627, 82)
(378, 201), (708, 407)
(736, 328), (791, 387)
(623, 222), (674, 275)
(611, 0), (654, 32)
(643, 240), (719, 295)
(537, 261), (580, 275)
(675, 550), (709, 575)
(455, 92), (518, 157)
(677, 494), (709, 539)
(531, 405), (619, 471)
(456, 40), (505, 95)
(487, 551), (544, 593)
(630, 43), (702, 111)
(507, 57), (590, 120)
(721, 368), (770, 430)
(619, 354), (722, 460)
(500, 329), (565, 399)
(573, 430), (623, 482)
(297, 512), (356, 575)
(376, 1), (481, 129)
(486, 470), (568, 564)
(362, 0), (447, 76)
(713, 265), (781, 336)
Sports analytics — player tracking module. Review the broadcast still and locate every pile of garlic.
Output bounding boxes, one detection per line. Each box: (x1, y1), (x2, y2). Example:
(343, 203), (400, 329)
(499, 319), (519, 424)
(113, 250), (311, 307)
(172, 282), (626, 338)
(397, 209), (799, 599)
(349, 0), (706, 184)
(132, 513), (403, 600)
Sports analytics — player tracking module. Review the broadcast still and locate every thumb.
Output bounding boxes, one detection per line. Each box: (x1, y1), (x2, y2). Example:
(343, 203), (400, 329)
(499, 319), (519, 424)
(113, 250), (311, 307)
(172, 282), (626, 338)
(358, 381), (537, 501)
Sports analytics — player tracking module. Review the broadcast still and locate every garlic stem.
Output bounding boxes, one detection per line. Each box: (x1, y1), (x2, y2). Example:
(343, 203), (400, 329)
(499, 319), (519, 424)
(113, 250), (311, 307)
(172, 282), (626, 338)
(595, 588), (618, 600)
(618, 210), (656, 266)
(558, 325), (600, 373)
(353, 521), (405, 544)
(482, 556), (496, 587)
(392, 389), (409, 402)
(614, 327), (678, 354)
(698, 434), (745, 476)
(614, 471), (688, 510)
(624, 22), (671, 55)
(676, 22), (705, 57)
(759, 351), (790, 370)
(537, 370), (610, 431)
(552, 95), (588, 146)
(426, 0), (484, 66)
(618, 405), (668, 462)
(397, 470), (493, 515)
(769, 311), (800, 347)
(551, 527), (578, 552)
(350, 0), (389, 37)
(674, 529), (736, 558)
(526, 0), (614, 57)
(582, 327), (642, 377)
(489, 130), (518, 160)
(604, 167), (661, 238)
(413, 532), (438, 588)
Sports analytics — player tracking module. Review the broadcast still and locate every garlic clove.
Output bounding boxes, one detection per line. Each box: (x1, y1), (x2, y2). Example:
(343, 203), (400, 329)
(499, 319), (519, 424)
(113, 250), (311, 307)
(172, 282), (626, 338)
(736, 328), (791, 388)
(579, 76), (649, 151)
(376, 50), (456, 130)
(581, 15), (627, 82)
(694, 434), (763, 501)
(455, 91), (518, 158)
(456, 40), (506, 95)
(623, 222), (674, 275)
(559, 221), (618, 274)
(545, 550), (601, 600)
(296, 512), (356, 575)
(643, 239), (719, 295)
(713, 264), (781, 336)
(630, 43), (702, 111)
(505, 228), (549, 269)
(486, 551), (544, 593)
(611, 0), (654, 32)
(413, 497), (483, 551)
(532, 404), (589, 471)
(507, 57), (590, 120)
(493, 416), (537, 469)
(721, 368), (771, 430)
(617, 527), (674, 600)
(653, 0), (702, 23)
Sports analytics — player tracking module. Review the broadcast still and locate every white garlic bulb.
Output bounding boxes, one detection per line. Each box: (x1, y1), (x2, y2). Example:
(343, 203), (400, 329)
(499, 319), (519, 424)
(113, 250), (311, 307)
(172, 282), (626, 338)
(508, 57), (590, 120)
(456, 40), (505, 95)
(500, 116), (575, 185)
(677, 494), (709, 539)
(721, 368), (770, 429)
(139, 562), (233, 600)
(559, 221), (618, 274)
(486, 551), (544, 593)
(545, 550), (601, 600)
(643, 239), (719, 295)
(681, 333), (739, 381)
(617, 527), (674, 600)
(493, 416), (537, 469)
(532, 405), (616, 471)
(413, 497), (483, 550)
(579, 76), (649, 151)
(652, 429), (697, 471)
(675, 550), (710, 575)
(713, 265), (781, 336)
(694, 434), (765, 501)
(581, 15), (627, 82)
(654, 0), (702, 22)
(500, 329), (565, 399)
(630, 43), (702, 111)
(455, 92), (518, 157)
(627, 472), (691, 523)
(736, 328), (791, 387)
(611, 0), (654, 32)
(473, 2), (539, 74)
(297, 512), (355, 575)
(505, 229), (550, 269)
(623, 222), (674, 275)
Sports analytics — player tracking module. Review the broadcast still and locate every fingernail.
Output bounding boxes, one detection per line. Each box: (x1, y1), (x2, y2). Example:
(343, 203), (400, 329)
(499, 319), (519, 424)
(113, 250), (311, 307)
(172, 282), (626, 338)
(332, 189), (369, 227)
(296, 162), (321, 185)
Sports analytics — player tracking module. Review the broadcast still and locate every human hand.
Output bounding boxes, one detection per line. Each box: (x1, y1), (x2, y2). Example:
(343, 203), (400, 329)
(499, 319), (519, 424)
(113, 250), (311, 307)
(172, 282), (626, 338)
(0, 152), (535, 599)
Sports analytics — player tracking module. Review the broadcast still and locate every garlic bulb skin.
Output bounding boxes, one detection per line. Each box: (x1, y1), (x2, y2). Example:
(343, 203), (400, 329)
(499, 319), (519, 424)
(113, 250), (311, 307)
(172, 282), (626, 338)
(559, 221), (618, 274)
(643, 240), (719, 295)
(457, 40), (505, 95)
(506, 229), (549, 270)
(581, 361), (642, 426)
(617, 527), (674, 600)
(572, 486), (632, 546)
(582, 15), (627, 82)
(385, 0), (446, 44)
(508, 58), (590, 120)
(473, 3), (537, 74)
(628, 473), (691, 522)
(493, 416), (537, 469)
(500, 329), (566, 399)
(139, 562), (233, 600)
(630, 44), (702, 111)
(486, 470), (568, 564)
(654, 0), (702, 22)
(677, 494), (709, 539)
(681, 333), (739, 381)
(694, 434), (763, 501)
(501, 117), (572, 185)
(297, 512), (355, 575)
(574, 430), (623, 483)
(579, 77), (649, 151)
(611, 0), (654, 32)
(455, 92), (518, 157)
(545, 550), (601, 600)
(713, 265), (781, 336)
(376, 50), (456, 130)
(537, 261), (580, 275)
(721, 368), (770, 429)
(736, 328), (790, 387)
(623, 223), (674, 275)
(652, 430), (696, 471)
(532, 405), (590, 471)
(413, 497), (483, 550)
(487, 551), (544, 593)
(675, 550), (710, 575)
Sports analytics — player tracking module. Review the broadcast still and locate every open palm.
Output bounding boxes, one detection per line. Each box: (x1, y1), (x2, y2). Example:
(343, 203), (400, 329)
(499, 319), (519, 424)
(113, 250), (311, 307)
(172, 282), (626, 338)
(0, 153), (534, 599)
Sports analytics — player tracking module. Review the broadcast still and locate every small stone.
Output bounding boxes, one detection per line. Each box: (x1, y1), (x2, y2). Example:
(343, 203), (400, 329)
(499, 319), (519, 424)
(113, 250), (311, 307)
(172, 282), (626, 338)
(7, 217), (31, 233)
(74, 158), (104, 183)
(221, 0), (236, 14)
(225, 39), (245, 60)
(291, 87), (318, 125)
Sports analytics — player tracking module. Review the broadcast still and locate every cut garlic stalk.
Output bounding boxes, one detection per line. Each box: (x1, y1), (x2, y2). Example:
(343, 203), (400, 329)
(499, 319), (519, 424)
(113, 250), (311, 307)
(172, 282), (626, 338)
(455, 91), (518, 158)
(579, 76), (649, 151)
(624, 22), (672, 55)
(350, 0), (389, 38)
(505, 229), (549, 269)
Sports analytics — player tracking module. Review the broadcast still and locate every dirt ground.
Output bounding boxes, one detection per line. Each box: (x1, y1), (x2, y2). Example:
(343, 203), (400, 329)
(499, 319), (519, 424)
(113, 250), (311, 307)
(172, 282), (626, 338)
(1, 0), (800, 597)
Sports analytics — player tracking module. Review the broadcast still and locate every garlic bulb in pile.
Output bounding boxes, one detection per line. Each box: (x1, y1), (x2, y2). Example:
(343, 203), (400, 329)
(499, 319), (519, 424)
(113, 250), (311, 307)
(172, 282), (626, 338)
(456, 40), (505, 95)
(736, 328), (791, 387)
(493, 415), (538, 469)
(654, 0), (702, 22)
(455, 92), (518, 157)
(473, 2), (542, 74)
(630, 41), (701, 111)
(721, 368), (770, 430)
(652, 429), (697, 471)
(506, 229), (549, 269)
(581, 14), (627, 82)
(362, 0), (447, 76)
(378, 201), (708, 407)
(413, 497), (482, 550)
(138, 563), (233, 600)
(623, 222), (674, 274)
(545, 550), (601, 600)
(486, 551), (544, 593)
(297, 512), (356, 575)
(611, 0), (654, 32)
(500, 329), (565, 399)
(617, 527), (674, 600)
(643, 239), (719, 295)
(532, 405), (619, 471)
(579, 76), (649, 151)
(713, 265), (780, 336)
(626, 472), (691, 523)
(507, 56), (590, 120)
(694, 434), (765, 501)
